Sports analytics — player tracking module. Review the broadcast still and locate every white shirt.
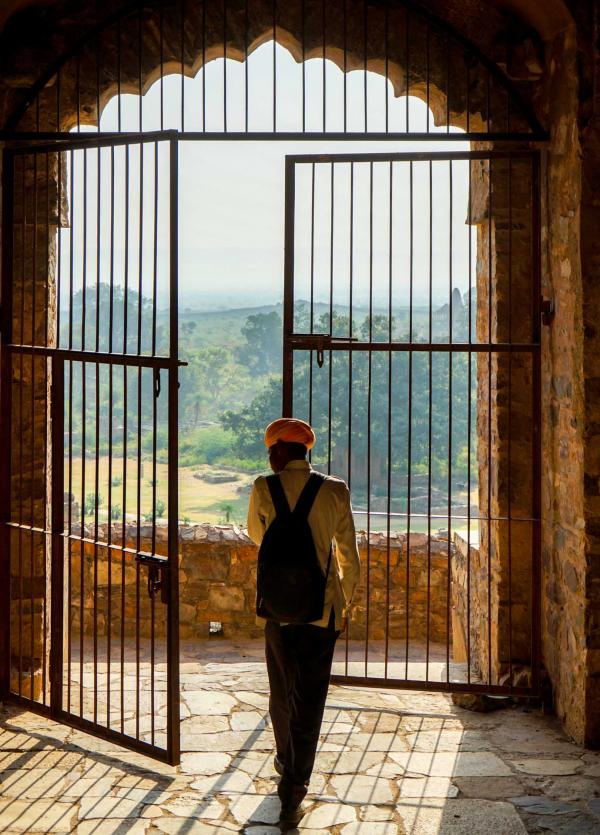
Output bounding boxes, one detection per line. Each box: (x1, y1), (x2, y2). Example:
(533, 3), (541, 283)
(247, 459), (360, 629)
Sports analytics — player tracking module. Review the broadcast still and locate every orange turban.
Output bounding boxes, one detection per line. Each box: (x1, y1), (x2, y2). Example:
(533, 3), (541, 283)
(264, 418), (316, 450)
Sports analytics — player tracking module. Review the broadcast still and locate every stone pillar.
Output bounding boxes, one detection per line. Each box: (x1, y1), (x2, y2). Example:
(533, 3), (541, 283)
(471, 151), (536, 684)
(8, 151), (59, 701)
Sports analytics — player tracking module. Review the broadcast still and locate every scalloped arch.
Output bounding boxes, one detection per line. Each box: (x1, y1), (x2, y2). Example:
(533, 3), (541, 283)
(9, 0), (545, 138)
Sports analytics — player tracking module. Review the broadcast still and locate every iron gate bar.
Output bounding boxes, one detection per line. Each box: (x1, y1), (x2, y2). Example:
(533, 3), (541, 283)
(1, 132), (550, 143)
(284, 149), (542, 696)
(2, 346), (174, 368)
(531, 152), (542, 697)
(1, 136), (181, 764)
(287, 340), (541, 353)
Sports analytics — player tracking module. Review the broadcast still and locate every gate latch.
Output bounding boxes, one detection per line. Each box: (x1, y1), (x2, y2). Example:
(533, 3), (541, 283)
(541, 297), (555, 326)
(136, 554), (169, 604)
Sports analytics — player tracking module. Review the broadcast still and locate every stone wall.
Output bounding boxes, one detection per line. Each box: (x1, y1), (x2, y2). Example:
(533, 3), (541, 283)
(71, 523), (452, 646)
(535, 23), (589, 744)
(470, 150), (537, 685)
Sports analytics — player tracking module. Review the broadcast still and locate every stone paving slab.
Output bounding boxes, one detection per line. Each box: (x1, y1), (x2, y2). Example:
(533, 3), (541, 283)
(1, 640), (600, 833)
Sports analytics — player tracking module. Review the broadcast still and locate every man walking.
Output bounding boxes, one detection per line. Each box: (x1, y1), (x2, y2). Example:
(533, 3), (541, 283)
(247, 417), (360, 829)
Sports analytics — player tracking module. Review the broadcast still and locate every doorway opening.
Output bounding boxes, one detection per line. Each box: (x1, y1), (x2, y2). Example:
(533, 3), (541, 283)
(2, 0), (543, 764)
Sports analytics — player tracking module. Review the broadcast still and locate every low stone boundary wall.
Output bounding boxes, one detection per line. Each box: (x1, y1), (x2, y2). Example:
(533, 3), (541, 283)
(71, 524), (453, 644)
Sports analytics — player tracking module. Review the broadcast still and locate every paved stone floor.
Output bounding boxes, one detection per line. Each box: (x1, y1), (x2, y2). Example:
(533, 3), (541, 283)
(1, 640), (600, 834)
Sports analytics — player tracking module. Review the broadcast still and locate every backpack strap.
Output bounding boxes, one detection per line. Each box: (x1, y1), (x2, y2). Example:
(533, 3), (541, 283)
(293, 472), (326, 520)
(265, 474), (291, 517)
(294, 473), (333, 582)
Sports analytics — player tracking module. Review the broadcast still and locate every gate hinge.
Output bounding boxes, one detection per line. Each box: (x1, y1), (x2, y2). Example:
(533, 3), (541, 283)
(541, 297), (555, 326)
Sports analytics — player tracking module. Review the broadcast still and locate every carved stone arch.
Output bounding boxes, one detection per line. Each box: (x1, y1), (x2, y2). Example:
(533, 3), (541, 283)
(10, 0), (545, 138)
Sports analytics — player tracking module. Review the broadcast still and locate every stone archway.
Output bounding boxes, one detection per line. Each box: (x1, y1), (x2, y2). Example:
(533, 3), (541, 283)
(5, 4), (600, 752)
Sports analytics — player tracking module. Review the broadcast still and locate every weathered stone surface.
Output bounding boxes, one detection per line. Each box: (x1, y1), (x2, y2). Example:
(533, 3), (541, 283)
(330, 774), (394, 804)
(0, 799), (76, 832)
(396, 799), (527, 834)
(342, 824), (398, 835)
(301, 802), (357, 828)
(511, 759), (581, 776)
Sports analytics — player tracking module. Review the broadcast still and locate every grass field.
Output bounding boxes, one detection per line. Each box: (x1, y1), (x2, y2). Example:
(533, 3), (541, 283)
(67, 454), (479, 538)
(66, 456), (258, 526)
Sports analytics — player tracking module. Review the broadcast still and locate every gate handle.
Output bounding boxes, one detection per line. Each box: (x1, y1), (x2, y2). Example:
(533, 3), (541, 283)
(136, 554), (169, 604)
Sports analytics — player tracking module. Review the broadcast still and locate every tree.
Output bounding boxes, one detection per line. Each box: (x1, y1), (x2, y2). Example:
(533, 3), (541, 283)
(238, 311), (282, 375)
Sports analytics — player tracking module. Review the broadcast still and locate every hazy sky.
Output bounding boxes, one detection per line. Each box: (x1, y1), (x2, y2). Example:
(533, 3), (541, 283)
(61, 40), (474, 313)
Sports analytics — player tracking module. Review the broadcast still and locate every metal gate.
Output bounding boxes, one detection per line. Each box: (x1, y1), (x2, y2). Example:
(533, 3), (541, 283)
(0, 133), (181, 763)
(283, 150), (541, 696)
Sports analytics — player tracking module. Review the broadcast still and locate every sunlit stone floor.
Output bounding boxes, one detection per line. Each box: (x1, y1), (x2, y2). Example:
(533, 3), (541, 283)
(1, 639), (600, 834)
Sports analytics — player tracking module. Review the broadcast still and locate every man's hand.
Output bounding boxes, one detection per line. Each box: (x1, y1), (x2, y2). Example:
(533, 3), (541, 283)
(340, 616), (348, 633)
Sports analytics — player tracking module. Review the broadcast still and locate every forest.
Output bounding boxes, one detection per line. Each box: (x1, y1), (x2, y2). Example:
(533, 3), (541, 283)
(62, 283), (478, 526)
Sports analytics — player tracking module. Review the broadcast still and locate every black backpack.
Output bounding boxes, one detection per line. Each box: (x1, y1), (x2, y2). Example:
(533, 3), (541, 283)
(256, 472), (332, 624)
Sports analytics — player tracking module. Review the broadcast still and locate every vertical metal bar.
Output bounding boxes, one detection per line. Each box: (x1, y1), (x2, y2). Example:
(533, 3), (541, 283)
(107, 145), (115, 728)
(447, 159), (453, 681)
(50, 356), (64, 715)
(121, 145), (129, 732)
(308, 164), (315, 439)
(343, 0), (347, 133)
(426, 23), (430, 133)
(224, 0), (228, 133)
(322, 0), (326, 133)
(487, 157), (493, 684)
(18, 156), (26, 699)
(117, 16), (122, 132)
(202, 0), (206, 132)
(405, 8), (410, 133)
(384, 160), (393, 677)
(93, 352), (99, 727)
(138, 5), (143, 134)
(507, 155), (513, 688)
(466, 157), (472, 683)
(530, 152), (542, 694)
(56, 148), (62, 349)
(76, 54), (81, 133)
(345, 160), (353, 674)
(363, 0), (368, 133)
(56, 69), (61, 134)
(96, 31), (101, 133)
(43, 152), (50, 706)
(93, 146), (102, 724)
(365, 160), (373, 677)
(244, 0), (249, 133)
(180, 0), (185, 132)
(446, 33), (451, 133)
(384, 5), (389, 133)
(166, 137), (181, 765)
(121, 362), (127, 733)
(82, 151), (88, 351)
(327, 163), (334, 473)
(135, 141), (144, 736)
(30, 153), (38, 699)
(150, 382), (156, 745)
(79, 358), (86, 716)
(426, 159), (433, 681)
(68, 149), (74, 351)
(0, 151), (15, 701)
(160, 0), (165, 131)
(67, 358), (73, 713)
(282, 157), (295, 416)
(405, 160), (413, 679)
(466, 58), (470, 135)
(272, 0), (276, 133)
(301, 0), (306, 133)
(486, 70), (491, 134)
